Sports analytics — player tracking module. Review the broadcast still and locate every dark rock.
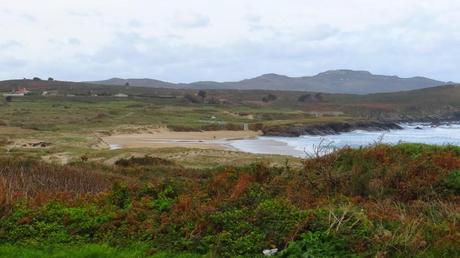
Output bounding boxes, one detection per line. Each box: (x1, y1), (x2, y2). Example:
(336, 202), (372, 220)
(262, 121), (402, 137)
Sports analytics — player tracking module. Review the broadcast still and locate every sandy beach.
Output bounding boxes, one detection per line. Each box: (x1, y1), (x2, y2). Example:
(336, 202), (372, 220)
(102, 129), (262, 150)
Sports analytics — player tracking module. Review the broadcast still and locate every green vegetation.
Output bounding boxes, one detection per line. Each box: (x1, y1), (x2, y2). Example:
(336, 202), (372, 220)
(0, 144), (458, 257)
(0, 244), (205, 258)
(1, 81), (459, 257)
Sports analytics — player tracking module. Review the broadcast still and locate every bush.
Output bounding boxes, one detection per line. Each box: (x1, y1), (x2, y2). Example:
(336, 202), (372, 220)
(254, 199), (307, 247)
(115, 156), (175, 167)
(445, 170), (460, 194)
(262, 94), (277, 103)
(0, 145), (458, 257)
(110, 183), (131, 209)
(184, 94), (201, 104)
(153, 185), (176, 212)
(277, 231), (357, 258)
(0, 244), (192, 258)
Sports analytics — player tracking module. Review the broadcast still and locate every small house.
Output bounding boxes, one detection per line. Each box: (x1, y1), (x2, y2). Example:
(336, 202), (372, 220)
(3, 87), (31, 97)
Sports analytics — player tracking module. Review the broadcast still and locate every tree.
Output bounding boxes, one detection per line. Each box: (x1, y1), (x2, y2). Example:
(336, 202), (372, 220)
(184, 94), (201, 104)
(33, 77), (41, 81)
(298, 94), (311, 102)
(125, 82), (130, 87)
(314, 93), (324, 102)
(298, 93), (324, 103)
(198, 90), (207, 102)
(5, 96), (12, 102)
(262, 94), (277, 102)
(48, 77), (54, 81)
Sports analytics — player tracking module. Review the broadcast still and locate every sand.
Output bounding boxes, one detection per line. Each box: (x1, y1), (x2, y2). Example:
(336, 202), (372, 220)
(102, 129), (262, 150)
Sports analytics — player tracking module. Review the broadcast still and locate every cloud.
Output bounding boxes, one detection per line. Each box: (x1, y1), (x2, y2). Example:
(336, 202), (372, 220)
(128, 19), (142, 28)
(0, 40), (22, 49)
(67, 10), (100, 17)
(0, 0), (460, 82)
(173, 14), (210, 29)
(68, 37), (81, 45)
(0, 57), (26, 67)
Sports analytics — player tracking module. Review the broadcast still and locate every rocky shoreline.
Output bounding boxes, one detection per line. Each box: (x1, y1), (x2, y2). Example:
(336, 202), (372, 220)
(262, 121), (403, 137)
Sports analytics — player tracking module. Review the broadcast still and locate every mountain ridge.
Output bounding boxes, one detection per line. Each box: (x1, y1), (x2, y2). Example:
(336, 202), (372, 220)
(86, 69), (451, 94)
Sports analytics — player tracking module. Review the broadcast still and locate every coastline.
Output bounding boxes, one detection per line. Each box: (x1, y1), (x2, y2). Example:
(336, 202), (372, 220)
(102, 121), (460, 156)
(261, 121), (403, 137)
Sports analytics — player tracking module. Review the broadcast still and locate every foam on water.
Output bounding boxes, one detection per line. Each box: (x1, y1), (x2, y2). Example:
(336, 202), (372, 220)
(229, 123), (460, 157)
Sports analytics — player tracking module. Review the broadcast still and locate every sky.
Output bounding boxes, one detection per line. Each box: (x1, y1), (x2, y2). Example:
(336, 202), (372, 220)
(0, 0), (459, 82)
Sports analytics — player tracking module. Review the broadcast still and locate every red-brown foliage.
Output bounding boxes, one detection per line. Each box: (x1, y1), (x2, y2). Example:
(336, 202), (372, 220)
(0, 158), (111, 206)
(230, 173), (253, 200)
(432, 152), (460, 170)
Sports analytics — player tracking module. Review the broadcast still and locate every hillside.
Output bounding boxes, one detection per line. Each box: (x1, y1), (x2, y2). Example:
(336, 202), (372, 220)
(87, 69), (449, 94)
(88, 77), (180, 88)
(2, 79), (460, 122)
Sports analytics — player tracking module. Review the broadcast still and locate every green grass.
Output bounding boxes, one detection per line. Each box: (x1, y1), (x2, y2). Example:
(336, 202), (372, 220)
(0, 244), (206, 258)
(0, 97), (333, 132)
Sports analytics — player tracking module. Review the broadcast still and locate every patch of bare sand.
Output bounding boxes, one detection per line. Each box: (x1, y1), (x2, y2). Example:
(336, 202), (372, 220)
(102, 130), (262, 150)
(42, 152), (71, 165)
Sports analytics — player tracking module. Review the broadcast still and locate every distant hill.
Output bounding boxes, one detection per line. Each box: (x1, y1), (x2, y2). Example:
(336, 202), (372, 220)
(87, 70), (450, 94)
(88, 78), (180, 88)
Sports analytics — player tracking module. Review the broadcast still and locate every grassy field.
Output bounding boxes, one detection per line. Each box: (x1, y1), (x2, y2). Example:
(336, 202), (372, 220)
(0, 95), (312, 167)
(0, 86), (351, 165)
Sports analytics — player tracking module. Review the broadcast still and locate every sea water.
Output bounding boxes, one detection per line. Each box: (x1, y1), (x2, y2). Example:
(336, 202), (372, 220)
(229, 123), (460, 157)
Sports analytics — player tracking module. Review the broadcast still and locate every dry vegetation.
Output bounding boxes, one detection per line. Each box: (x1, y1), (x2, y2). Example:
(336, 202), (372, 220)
(0, 144), (458, 257)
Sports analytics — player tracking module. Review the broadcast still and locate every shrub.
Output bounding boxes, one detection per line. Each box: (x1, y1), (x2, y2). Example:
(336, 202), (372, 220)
(184, 94), (201, 104)
(153, 185), (176, 212)
(445, 170), (460, 194)
(115, 156), (175, 167)
(277, 231), (357, 258)
(110, 183), (131, 209)
(0, 158), (110, 206)
(262, 94), (277, 103)
(254, 199), (308, 246)
(0, 145), (458, 257)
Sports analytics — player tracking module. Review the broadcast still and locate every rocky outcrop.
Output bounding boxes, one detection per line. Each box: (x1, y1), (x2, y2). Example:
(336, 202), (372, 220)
(262, 121), (402, 137)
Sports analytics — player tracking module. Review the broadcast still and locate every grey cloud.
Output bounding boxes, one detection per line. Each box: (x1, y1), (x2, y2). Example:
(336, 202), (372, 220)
(173, 14), (210, 29)
(2, 1), (459, 83)
(21, 13), (36, 22)
(245, 15), (261, 23)
(300, 25), (341, 41)
(0, 57), (26, 67)
(71, 30), (349, 82)
(68, 37), (81, 45)
(128, 19), (142, 28)
(0, 40), (22, 49)
(67, 10), (100, 17)
(2, 9), (37, 22)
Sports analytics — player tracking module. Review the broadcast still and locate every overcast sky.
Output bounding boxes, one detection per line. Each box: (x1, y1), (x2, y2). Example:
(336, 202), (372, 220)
(1, 0), (459, 82)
